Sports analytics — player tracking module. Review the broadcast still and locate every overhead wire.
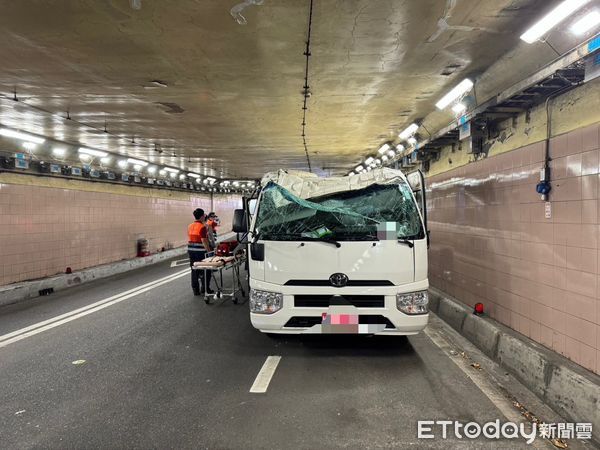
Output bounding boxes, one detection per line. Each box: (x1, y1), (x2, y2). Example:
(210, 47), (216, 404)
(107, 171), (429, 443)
(301, 0), (314, 172)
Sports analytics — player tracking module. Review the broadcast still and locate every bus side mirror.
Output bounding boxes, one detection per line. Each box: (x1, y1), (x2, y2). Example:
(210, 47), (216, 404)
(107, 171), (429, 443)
(232, 209), (247, 233)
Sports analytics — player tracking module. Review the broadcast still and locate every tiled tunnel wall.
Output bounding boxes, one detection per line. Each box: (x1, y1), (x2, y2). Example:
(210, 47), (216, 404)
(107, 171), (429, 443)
(427, 121), (600, 375)
(0, 181), (241, 287)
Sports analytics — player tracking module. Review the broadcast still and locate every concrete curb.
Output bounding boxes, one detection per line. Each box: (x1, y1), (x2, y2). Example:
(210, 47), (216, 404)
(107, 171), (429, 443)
(0, 231), (237, 308)
(0, 248), (186, 307)
(429, 287), (600, 443)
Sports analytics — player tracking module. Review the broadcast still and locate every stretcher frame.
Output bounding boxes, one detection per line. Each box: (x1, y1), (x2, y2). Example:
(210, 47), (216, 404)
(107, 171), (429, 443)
(192, 252), (246, 304)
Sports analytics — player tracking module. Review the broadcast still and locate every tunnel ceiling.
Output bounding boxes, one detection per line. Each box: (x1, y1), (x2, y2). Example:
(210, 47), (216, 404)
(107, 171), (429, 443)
(0, 0), (588, 179)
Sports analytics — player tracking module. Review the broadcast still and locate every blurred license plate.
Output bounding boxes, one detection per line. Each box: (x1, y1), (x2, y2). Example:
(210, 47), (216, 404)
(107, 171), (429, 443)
(321, 313), (359, 334)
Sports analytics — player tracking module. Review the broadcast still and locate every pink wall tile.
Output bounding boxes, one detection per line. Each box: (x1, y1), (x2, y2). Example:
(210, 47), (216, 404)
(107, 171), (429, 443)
(428, 122), (600, 375)
(581, 123), (600, 152)
(581, 150), (599, 175)
(0, 184), (241, 286)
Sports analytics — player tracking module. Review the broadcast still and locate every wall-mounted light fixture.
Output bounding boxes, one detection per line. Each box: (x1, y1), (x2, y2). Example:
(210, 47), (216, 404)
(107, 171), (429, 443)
(0, 128), (45, 144)
(520, 0), (590, 43)
(435, 79), (474, 110)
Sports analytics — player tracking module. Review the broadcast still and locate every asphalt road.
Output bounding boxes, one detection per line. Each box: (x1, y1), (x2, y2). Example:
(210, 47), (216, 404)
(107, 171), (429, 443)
(0, 258), (590, 449)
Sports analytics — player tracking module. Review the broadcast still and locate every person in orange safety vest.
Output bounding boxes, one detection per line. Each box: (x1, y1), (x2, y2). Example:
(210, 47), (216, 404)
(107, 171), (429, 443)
(188, 208), (214, 295)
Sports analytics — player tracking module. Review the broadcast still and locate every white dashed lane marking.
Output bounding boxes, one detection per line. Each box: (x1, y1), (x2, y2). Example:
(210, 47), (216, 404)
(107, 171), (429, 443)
(250, 356), (282, 393)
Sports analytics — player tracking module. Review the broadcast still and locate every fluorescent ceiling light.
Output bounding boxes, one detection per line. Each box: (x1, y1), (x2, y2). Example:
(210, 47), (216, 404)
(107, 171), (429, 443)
(364, 157), (374, 165)
(52, 147), (66, 157)
(127, 158), (148, 167)
(100, 156), (111, 164)
(207, 177), (217, 184)
(398, 123), (419, 140)
(452, 103), (467, 114)
(520, 0), (591, 43)
(187, 173), (201, 178)
(22, 142), (37, 151)
(79, 147), (108, 157)
(0, 128), (45, 144)
(117, 159), (128, 169)
(570, 10), (600, 34)
(163, 167), (179, 173)
(355, 165), (364, 172)
(378, 143), (390, 154)
(435, 79), (474, 110)
(133, 164), (143, 171)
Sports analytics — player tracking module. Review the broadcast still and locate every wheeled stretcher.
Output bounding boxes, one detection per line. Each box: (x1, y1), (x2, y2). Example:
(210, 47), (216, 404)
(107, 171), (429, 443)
(192, 252), (246, 304)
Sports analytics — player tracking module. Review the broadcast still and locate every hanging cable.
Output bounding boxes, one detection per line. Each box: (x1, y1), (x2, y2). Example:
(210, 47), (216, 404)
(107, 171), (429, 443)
(301, 0), (314, 172)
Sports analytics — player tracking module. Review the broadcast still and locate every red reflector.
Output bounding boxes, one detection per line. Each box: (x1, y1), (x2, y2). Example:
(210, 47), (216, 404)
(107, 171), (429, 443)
(474, 302), (484, 315)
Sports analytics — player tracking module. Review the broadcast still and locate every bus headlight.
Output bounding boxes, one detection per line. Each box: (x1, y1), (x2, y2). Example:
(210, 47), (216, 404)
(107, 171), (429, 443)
(396, 290), (428, 315)
(250, 289), (283, 314)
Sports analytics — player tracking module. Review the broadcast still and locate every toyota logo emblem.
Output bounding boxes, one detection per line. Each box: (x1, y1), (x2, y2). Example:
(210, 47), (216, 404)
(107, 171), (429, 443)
(329, 273), (348, 287)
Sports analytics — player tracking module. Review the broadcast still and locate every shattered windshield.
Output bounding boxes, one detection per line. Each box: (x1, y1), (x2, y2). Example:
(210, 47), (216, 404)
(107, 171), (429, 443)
(254, 181), (423, 241)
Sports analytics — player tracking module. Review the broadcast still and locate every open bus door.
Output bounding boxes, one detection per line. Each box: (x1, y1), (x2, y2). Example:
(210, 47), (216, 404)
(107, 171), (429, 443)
(235, 190), (260, 270)
(406, 170), (429, 248)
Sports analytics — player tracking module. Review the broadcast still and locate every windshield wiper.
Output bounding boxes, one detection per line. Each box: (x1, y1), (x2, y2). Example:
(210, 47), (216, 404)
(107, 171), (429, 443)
(257, 232), (341, 247)
(302, 236), (341, 248)
(397, 238), (414, 248)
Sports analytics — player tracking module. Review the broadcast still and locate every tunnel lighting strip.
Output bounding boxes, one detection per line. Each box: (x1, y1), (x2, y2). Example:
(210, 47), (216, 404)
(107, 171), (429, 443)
(520, 0), (591, 43)
(570, 10), (600, 34)
(52, 147), (66, 157)
(398, 123), (419, 140)
(126, 158), (148, 166)
(78, 147), (108, 157)
(0, 127), (45, 144)
(300, 0), (315, 173)
(435, 79), (474, 110)
(377, 143), (390, 154)
(452, 102), (467, 114)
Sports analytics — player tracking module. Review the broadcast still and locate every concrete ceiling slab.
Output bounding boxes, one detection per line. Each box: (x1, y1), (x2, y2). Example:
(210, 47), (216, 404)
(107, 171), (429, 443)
(0, 0), (592, 178)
